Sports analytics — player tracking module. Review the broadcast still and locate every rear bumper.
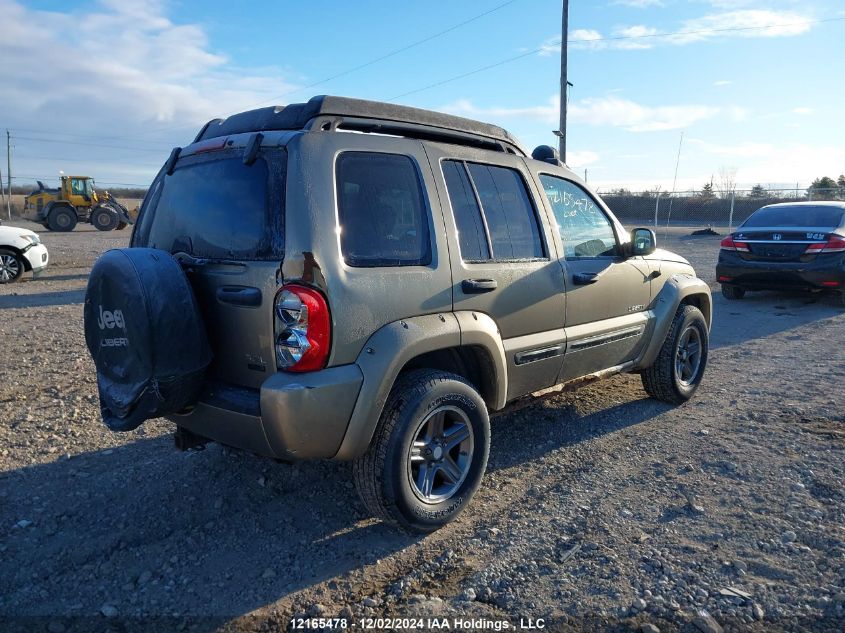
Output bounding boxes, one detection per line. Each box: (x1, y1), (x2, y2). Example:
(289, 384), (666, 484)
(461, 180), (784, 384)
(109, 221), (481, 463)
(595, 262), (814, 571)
(716, 251), (845, 291)
(168, 364), (363, 460)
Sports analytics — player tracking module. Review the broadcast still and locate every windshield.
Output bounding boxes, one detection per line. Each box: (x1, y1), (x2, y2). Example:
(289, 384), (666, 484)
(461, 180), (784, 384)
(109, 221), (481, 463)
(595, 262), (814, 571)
(135, 149), (286, 260)
(742, 205), (844, 228)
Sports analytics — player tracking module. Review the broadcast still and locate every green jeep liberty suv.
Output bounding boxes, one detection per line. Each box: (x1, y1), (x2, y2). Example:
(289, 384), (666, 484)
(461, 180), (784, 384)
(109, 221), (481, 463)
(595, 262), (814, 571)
(84, 96), (712, 532)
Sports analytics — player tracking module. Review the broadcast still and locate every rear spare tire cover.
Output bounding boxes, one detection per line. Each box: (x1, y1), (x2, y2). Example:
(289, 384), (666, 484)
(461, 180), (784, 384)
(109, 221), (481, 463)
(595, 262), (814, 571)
(84, 248), (213, 431)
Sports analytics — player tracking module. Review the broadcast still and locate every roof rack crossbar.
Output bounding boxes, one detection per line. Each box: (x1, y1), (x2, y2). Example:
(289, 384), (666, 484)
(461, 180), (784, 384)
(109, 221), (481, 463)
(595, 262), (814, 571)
(310, 116), (516, 154)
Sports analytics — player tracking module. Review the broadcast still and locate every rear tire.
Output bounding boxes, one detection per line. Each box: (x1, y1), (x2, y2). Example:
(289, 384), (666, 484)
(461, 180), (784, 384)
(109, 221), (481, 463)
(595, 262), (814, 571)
(352, 369), (490, 533)
(0, 248), (24, 284)
(47, 206), (77, 232)
(116, 221), (128, 231)
(92, 206), (119, 231)
(641, 304), (709, 405)
(721, 284), (745, 300)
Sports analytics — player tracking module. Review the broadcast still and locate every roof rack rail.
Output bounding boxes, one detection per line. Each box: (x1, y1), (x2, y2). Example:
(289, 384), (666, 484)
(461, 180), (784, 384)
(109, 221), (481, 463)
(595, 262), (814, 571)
(193, 95), (527, 156)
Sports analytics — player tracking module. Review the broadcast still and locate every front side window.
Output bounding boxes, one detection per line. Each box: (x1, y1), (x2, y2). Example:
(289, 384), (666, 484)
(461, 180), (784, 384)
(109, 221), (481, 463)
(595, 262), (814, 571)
(442, 161), (545, 262)
(336, 152), (431, 267)
(540, 175), (617, 258)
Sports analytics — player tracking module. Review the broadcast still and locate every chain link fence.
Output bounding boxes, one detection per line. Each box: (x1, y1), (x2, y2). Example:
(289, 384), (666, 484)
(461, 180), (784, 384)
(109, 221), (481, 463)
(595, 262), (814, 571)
(598, 187), (844, 236)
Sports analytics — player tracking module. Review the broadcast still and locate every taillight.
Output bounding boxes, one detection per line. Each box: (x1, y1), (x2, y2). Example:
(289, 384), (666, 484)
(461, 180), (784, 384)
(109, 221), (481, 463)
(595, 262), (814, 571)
(806, 235), (845, 254)
(720, 236), (749, 252)
(274, 284), (330, 372)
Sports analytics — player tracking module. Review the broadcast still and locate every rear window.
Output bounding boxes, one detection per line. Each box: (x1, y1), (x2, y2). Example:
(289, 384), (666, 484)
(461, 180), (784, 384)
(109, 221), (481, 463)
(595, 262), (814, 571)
(336, 152), (431, 267)
(743, 205), (845, 228)
(135, 149), (285, 260)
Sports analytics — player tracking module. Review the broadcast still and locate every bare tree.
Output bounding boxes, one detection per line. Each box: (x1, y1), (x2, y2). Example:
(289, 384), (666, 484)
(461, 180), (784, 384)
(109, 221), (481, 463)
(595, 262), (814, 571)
(716, 166), (737, 199)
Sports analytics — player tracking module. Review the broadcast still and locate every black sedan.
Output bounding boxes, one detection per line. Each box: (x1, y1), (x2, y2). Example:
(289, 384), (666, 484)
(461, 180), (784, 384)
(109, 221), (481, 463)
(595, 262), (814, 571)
(717, 201), (845, 305)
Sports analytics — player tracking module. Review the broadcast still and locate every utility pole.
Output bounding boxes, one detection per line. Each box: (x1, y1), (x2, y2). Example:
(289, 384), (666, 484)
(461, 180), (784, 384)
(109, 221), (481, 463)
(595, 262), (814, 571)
(6, 130), (11, 220)
(558, 0), (569, 163)
(0, 163), (6, 221)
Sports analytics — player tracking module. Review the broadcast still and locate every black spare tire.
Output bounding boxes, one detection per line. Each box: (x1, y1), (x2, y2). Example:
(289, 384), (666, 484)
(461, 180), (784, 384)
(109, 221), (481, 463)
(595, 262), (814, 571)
(84, 248), (212, 432)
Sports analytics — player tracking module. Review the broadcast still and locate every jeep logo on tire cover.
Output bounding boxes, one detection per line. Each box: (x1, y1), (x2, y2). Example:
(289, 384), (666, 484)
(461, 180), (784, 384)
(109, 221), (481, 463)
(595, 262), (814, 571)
(97, 306), (126, 330)
(98, 306), (128, 347)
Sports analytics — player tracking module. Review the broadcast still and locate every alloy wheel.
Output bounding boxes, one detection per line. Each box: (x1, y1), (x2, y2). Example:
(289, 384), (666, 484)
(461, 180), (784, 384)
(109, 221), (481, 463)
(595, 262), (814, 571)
(675, 325), (702, 386)
(0, 254), (21, 282)
(407, 406), (474, 504)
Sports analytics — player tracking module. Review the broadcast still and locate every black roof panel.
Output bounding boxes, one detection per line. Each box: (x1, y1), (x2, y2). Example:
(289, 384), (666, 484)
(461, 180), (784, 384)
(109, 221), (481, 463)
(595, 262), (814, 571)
(194, 95), (526, 155)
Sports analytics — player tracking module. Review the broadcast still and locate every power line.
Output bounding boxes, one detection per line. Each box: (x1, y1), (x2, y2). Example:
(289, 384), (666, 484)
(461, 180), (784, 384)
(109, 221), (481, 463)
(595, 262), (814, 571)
(2, 1), (520, 146)
(8, 127), (175, 147)
(132, 0), (522, 138)
(9, 175), (150, 187)
(15, 152), (162, 164)
(12, 136), (170, 152)
(390, 16), (845, 100)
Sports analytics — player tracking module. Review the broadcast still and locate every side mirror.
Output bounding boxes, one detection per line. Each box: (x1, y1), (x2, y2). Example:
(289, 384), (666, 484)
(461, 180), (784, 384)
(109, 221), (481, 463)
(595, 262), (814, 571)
(631, 227), (657, 256)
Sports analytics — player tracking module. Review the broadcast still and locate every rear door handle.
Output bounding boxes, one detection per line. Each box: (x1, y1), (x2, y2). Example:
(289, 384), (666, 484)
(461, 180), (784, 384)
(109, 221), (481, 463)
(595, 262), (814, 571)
(462, 278), (498, 294)
(572, 272), (600, 285)
(216, 286), (262, 307)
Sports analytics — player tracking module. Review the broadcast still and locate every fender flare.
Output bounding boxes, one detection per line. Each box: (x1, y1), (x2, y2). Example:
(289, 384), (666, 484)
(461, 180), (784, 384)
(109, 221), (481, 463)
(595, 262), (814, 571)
(333, 311), (508, 460)
(636, 274), (712, 370)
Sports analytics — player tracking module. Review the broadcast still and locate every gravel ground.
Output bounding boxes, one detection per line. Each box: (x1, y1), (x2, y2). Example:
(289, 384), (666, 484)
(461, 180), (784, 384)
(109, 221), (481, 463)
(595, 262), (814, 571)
(1, 220), (844, 632)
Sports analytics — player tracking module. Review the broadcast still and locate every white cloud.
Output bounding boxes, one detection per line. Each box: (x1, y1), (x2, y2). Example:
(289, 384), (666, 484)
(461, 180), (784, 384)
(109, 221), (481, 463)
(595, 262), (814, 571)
(567, 150), (601, 169)
(684, 138), (845, 188)
(793, 107), (814, 115)
(570, 97), (720, 132)
(687, 139), (775, 158)
(441, 96), (720, 133)
(667, 9), (813, 44)
(613, 25), (662, 49)
(544, 8), (813, 53)
(713, 80), (733, 86)
(0, 0), (301, 174)
(441, 98), (559, 124)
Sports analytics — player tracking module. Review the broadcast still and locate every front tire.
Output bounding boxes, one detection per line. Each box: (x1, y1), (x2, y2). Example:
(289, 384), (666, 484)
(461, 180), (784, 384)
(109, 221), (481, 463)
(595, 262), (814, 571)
(353, 369), (490, 533)
(721, 284), (745, 300)
(91, 206), (119, 231)
(641, 304), (709, 404)
(0, 248), (24, 284)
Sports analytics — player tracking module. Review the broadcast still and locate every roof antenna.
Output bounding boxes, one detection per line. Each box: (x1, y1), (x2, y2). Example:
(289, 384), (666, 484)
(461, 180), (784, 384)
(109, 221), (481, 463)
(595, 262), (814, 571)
(664, 131), (684, 237)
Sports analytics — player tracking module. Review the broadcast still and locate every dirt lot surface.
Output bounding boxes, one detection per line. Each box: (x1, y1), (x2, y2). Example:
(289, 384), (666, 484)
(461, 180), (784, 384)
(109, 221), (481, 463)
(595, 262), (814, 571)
(1, 221), (843, 632)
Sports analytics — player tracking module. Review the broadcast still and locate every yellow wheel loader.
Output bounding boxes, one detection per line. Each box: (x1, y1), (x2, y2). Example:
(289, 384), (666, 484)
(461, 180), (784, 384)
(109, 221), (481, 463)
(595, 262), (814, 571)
(24, 176), (137, 232)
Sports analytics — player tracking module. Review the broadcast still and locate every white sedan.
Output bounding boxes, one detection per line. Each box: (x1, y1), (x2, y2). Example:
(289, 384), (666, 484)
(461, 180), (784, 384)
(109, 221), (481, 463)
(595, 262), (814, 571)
(0, 223), (49, 283)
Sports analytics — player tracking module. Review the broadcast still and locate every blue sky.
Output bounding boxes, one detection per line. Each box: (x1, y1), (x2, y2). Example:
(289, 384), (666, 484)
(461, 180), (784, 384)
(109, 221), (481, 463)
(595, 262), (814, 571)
(2, 0), (843, 192)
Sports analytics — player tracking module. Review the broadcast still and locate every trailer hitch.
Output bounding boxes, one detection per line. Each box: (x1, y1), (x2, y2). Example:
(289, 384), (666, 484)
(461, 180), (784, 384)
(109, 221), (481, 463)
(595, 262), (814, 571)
(174, 426), (210, 451)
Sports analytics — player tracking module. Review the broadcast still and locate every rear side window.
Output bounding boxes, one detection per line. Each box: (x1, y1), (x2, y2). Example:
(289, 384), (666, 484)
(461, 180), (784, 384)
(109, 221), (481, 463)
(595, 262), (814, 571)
(442, 161), (490, 262)
(336, 152), (431, 267)
(442, 161), (545, 262)
(136, 149), (285, 260)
